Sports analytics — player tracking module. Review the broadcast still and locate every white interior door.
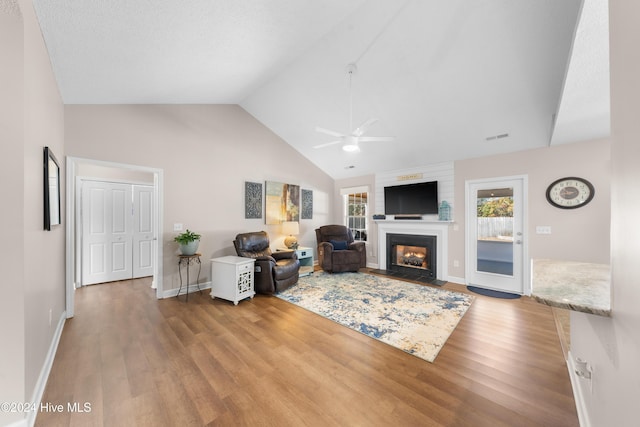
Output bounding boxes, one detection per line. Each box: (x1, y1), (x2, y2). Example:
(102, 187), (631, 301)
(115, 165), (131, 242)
(133, 185), (154, 278)
(465, 176), (527, 294)
(82, 181), (133, 285)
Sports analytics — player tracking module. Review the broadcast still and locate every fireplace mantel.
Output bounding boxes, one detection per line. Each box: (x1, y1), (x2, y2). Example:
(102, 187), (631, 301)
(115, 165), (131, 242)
(376, 220), (450, 281)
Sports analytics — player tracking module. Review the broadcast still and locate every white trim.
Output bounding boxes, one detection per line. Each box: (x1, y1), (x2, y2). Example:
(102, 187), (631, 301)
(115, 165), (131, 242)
(161, 281), (212, 299)
(65, 160), (76, 316)
(4, 418), (28, 427)
(26, 311), (66, 427)
(447, 275), (466, 285)
(76, 175), (153, 186)
(567, 350), (592, 427)
(339, 185), (369, 196)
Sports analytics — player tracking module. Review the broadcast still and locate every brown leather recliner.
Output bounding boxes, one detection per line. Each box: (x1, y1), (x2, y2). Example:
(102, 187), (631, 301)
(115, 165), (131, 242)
(315, 225), (366, 273)
(233, 231), (300, 294)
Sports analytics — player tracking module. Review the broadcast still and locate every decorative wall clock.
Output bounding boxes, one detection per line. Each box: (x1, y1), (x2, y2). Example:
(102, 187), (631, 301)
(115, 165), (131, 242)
(546, 177), (595, 209)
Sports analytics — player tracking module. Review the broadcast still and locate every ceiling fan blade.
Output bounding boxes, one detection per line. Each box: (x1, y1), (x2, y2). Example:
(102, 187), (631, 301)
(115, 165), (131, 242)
(313, 140), (342, 149)
(357, 136), (395, 142)
(352, 118), (379, 137)
(315, 127), (345, 138)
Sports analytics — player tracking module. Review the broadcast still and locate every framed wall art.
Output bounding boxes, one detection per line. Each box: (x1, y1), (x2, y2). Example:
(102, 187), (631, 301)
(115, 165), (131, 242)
(44, 146), (61, 230)
(265, 181), (300, 225)
(244, 181), (263, 219)
(301, 189), (313, 219)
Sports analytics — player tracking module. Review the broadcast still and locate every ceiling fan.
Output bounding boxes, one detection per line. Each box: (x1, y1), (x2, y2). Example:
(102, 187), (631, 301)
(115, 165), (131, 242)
(314, 63), (394, 152)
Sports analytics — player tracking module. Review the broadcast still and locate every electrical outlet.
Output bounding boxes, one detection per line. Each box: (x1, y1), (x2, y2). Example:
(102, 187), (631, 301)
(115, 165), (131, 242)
(575, 357), (593, 393)
(536, 226), (552, 234)
(453, 260), (460, 268)
(173, 223), (183, 232)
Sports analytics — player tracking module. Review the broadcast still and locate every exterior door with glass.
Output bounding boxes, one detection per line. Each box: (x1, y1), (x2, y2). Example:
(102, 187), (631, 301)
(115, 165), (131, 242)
(465, 176), (527, 294)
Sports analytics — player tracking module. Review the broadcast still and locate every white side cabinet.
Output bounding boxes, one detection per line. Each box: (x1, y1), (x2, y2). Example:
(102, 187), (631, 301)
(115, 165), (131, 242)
(210, 256), (255, 305)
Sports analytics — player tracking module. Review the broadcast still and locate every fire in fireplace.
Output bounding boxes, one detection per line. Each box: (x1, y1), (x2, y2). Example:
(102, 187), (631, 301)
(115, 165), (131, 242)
(395, 245), (429, 269)
(387, 234), (437, 280)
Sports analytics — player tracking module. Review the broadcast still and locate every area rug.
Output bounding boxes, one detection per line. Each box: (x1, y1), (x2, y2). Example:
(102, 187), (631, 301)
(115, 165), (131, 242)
(276, 272), (474, 363)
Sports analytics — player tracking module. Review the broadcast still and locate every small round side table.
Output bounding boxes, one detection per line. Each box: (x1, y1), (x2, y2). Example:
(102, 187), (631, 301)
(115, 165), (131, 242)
(177, 253), (202, 301)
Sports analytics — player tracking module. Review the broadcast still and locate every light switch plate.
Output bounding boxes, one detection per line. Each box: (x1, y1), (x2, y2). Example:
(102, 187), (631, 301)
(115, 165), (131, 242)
(173, 223), (183, 232)
(536, 226), (552, 235)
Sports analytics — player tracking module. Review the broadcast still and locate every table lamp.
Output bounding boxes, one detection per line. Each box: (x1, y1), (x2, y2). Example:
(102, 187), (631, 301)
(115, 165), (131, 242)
(282, 221), (300, 249)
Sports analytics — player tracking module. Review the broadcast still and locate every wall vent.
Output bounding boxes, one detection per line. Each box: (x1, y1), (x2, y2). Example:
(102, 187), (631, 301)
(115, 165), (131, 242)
(485, 133), (510, 141)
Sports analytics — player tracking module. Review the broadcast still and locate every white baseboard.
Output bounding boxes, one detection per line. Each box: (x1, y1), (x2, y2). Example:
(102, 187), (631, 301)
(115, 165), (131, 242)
(161, 281), (211, 299)
(25, 311), (67, 427)
(446, 275), (466, 285)
(4, 418), (28, 427)
(567, 350), (591, 427)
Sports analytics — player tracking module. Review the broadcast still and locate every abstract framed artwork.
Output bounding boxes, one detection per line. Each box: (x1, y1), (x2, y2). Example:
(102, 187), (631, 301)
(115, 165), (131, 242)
(244, 181), (263, 219)
(301, 189), (313, 219)
(265, 181), (300, 225)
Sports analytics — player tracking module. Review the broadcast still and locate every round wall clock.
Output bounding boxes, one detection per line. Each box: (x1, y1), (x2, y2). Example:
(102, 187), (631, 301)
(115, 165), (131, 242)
(546, 177), (595, 209)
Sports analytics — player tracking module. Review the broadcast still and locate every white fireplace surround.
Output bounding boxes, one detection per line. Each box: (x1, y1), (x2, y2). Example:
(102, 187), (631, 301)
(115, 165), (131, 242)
(376, 220), (449, 281)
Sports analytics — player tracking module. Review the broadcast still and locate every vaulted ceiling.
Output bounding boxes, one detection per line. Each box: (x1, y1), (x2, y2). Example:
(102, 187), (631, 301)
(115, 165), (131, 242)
(33, 0), (609, 179)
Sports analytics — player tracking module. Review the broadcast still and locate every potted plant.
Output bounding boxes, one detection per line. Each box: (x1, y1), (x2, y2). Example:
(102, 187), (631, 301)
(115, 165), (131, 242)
(174, 229), (201, 255)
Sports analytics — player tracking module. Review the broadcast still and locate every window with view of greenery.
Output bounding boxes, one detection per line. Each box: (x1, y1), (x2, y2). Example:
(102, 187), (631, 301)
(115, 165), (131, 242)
(345, 192), (368, 242)
(477, 195), (514, 240)
(477, 197), (513, 217)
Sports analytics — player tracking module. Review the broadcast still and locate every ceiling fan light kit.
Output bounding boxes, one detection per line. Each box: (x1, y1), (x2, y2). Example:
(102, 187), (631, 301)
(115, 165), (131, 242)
(342, 143), (360, 152)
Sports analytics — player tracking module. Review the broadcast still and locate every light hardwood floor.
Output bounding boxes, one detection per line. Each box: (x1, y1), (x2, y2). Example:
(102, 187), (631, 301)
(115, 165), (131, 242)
(36, 272), (579, 426)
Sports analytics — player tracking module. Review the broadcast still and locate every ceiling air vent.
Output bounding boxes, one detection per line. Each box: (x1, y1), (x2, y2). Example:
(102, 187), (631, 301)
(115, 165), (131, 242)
(485, 133), (510, 141)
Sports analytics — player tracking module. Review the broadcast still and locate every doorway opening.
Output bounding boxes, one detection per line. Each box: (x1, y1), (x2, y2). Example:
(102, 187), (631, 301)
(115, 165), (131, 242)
(66, 157), (164, 318)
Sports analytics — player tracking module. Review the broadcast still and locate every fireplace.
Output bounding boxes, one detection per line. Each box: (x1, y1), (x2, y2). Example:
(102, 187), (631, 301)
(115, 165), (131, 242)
(376, 220), (449, 282)
(387, 233), (437, 281)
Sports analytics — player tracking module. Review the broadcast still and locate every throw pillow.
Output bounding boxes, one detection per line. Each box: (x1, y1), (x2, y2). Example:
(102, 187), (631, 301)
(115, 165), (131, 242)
(329, 240), (348, 250)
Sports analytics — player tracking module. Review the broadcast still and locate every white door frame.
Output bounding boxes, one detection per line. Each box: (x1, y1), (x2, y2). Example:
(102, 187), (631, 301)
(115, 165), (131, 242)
(465, 175), (530, 295)
(65, 157), (164, 318)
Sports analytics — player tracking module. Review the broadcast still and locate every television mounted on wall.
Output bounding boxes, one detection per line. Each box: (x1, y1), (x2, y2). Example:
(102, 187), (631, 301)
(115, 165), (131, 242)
(384, 181), (438, 216)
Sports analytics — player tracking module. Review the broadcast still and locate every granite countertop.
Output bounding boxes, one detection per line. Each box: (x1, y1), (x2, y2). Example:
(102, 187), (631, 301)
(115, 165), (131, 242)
(531, 259), (611, 317)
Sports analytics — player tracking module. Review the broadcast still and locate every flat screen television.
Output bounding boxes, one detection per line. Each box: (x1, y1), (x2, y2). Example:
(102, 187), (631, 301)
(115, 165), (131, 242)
(384, 181), (439, 215)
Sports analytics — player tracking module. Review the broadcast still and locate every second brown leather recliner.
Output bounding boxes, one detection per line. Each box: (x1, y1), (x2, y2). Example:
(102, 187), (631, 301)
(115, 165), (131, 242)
(315, 225), (366, 273)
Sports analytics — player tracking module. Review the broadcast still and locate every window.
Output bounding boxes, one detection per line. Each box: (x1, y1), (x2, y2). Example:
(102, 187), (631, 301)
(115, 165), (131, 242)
(342, 187), (368, 242)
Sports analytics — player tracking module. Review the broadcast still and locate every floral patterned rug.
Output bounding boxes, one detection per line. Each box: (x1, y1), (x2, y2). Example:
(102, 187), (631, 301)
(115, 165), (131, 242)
(276, 272), (474, 363)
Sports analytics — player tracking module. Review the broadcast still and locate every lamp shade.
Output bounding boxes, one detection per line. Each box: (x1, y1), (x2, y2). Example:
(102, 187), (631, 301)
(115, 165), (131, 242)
(281, 221), (299, 236)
